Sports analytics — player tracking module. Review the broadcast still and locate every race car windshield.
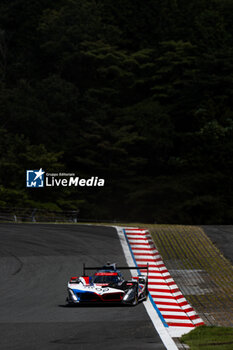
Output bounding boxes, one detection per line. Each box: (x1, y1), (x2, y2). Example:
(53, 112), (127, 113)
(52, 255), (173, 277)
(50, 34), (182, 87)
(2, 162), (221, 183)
(93, 275), (120, 284)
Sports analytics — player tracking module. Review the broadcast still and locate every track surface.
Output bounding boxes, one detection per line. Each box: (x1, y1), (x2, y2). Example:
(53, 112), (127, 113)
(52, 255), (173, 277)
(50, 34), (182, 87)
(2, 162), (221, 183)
(0, 224), (166, 350)
(202, 225), (233, 264)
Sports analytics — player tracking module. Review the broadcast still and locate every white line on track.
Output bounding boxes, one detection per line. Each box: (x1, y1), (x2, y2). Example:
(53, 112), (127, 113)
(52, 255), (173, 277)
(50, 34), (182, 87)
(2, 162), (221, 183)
(114, 226), (179, 350)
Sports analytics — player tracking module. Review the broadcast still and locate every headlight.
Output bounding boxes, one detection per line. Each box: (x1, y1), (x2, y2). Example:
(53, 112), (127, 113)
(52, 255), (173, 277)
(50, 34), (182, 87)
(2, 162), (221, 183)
(123, 288), (135, 301)
(68, 289), (78, 301)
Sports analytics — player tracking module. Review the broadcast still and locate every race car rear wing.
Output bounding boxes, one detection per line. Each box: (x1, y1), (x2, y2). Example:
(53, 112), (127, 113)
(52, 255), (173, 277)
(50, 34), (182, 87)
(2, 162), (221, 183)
(83, 263), (149, 276)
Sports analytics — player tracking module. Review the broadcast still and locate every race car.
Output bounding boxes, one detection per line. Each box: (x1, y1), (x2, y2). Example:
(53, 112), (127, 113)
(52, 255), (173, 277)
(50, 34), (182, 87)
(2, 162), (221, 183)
(66, 262), (149, 305)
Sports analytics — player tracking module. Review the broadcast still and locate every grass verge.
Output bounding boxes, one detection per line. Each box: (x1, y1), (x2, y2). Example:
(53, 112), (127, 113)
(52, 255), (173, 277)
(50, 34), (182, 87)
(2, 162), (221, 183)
(180, 326), (233, 350)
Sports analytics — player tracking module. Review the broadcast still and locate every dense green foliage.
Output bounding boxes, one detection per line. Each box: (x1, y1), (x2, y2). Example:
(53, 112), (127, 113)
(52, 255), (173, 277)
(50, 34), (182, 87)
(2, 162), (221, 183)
(0, 1), (233, 222)
(181, 326), (233, 350)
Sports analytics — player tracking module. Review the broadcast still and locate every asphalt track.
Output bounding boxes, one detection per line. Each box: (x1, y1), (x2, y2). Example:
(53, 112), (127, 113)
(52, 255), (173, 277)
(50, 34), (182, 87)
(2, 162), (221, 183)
(202, 225), (233, 264)
(0, 224), (166, 350)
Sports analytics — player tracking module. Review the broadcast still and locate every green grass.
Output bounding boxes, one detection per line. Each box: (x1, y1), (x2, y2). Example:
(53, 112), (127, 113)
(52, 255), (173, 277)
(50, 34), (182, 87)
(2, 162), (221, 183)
(181, 326), (233, 350)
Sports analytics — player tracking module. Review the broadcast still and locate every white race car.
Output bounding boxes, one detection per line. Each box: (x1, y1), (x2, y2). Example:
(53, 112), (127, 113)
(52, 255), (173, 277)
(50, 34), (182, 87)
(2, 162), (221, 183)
(67, 263), (149, 305)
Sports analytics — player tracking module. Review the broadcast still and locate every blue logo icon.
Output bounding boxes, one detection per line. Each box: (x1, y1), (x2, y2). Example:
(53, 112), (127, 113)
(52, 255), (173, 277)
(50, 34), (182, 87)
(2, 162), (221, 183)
(26, 169), (45, 187)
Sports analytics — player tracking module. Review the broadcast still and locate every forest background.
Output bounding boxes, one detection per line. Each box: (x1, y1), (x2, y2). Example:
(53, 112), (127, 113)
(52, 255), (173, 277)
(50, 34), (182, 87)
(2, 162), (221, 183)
(0, 0), (233, 223)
